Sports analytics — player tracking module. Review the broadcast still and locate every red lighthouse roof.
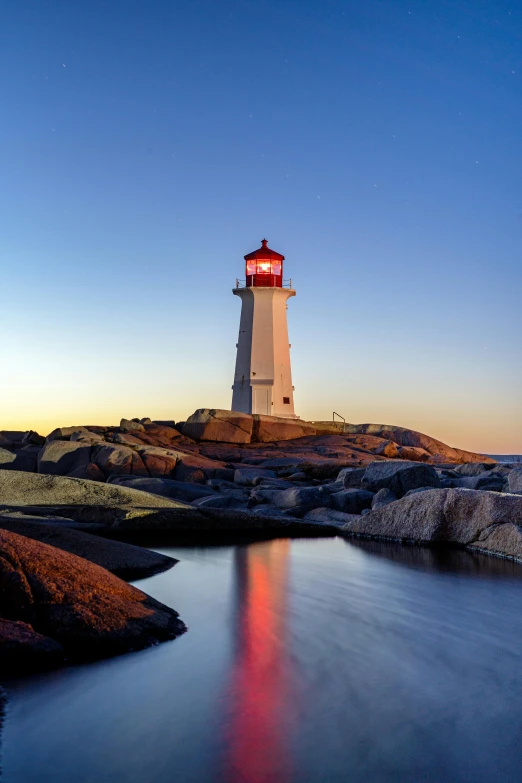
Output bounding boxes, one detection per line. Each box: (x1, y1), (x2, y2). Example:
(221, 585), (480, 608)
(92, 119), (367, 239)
(244, 239), (285, 262)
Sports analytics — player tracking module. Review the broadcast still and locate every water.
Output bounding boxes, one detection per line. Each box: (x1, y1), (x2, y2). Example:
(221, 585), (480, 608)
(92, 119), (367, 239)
(3, 537), (522, 782)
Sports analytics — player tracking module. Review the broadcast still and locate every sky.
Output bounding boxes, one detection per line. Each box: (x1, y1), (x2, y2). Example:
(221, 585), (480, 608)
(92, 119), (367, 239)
(1, 0), (521, 453)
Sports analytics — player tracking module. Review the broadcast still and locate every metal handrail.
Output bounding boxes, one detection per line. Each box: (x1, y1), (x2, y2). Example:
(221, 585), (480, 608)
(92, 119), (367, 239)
(332, 412), (347, 432)
(235, 278), (293, 289)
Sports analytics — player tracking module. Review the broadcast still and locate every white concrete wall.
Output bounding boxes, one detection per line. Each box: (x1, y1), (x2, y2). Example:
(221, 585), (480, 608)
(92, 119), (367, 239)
(231, 287), (297, 418)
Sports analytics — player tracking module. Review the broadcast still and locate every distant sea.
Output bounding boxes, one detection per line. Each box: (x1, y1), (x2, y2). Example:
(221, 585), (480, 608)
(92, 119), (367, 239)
(487, 455), (522, 463)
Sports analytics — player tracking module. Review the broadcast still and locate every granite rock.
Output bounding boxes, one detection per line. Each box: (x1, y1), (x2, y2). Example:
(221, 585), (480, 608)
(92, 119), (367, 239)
(341, 488), (522, 561)
(330, 489), (374, 514)
(361, 461), (441, 497)
(251, 415), (316, 443)
(92, 444), (149, 479)
(38, 441), (91, 476)
(0, 529), (186, 661)
(371, 488), (397, 509)
(343, 424), (494, 465)
(0, 448), (37, 472)
(182, 409), (253, 443)
(508, 467), (522, 494)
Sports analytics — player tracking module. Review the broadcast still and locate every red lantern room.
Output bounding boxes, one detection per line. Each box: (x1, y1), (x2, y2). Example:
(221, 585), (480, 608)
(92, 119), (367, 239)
(244, 239), (285, 288)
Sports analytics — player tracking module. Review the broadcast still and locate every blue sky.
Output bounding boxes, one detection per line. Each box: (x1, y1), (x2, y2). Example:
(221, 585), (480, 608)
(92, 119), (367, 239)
(1, 0), (521, 451)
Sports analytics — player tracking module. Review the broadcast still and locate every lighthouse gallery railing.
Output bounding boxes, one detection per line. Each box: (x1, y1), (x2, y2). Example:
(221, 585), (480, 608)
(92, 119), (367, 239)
(235, 278), (293, 289)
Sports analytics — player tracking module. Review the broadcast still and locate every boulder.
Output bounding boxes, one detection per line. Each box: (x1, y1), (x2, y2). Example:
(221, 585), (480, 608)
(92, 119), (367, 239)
(136, 446), (179, 478)
(70, 430), (105, 443)
(0, 618), (64, 674)
(46, 426), (91, 442)
(248, 488), (285, 506)
(251, 415), (316, 443)
(303, 461), (352, 480)
(38, 441), (91, 476)
(330, 489), (374, 514)
(489, 464), (513, 478)
(182, 409), (253, 443)
(141, 423), (188, 446)
(304, 507), (360, 528)
(272, 486), (330, 510)
(120, 418), (145, 433)
(0, 529), (186, 661)
(451, 475), (505, 492)
(287, 471), (307, 481)
(212, 487), (249, 500)
(397, 446), (431, 462)
(174, 452), (227, 483)
(21, 431), (46, 446)
(337, 467), (366, 488)
(341, 488), (522, 561)
(234, 467), (277, 486)
(0, 431), (27, 445)
(0, 516), (176, 579)
(92, 444), (149, 478)
(343, 423), (495, 465)
(67, 463), (106, 482)
(322, 480), (345, 494)
(108, 476), (215, 503)
(371, 488), (397, 509)
(375, 441), (400, 458)
(111, 432), (145, 447)
(0, 448), (37, 472)
(508, 467), (522, 493)
(0, 470), (187, 520)
(361, 461), (441, 497)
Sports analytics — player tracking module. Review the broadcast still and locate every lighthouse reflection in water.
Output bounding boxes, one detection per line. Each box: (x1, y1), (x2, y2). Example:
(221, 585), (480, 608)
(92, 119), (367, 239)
(223, 540), (295, 783)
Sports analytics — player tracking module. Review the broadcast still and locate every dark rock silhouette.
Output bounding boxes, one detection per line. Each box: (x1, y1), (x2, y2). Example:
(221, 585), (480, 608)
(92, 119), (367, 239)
(0, 515), (175, 579)
(0, 618), (64, 674)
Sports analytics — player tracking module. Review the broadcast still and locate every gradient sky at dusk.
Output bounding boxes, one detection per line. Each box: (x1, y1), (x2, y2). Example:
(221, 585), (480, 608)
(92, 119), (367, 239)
(1, 0), (521, 452)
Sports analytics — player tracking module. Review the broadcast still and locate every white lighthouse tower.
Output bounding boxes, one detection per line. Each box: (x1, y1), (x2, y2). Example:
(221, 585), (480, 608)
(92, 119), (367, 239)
(231, 239), (297, 418)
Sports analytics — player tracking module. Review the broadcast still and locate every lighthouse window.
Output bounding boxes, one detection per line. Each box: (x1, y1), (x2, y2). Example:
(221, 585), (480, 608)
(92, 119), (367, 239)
(283, 396), (290, 404)
(257, 262), (271, 274)
(272, 262), (281, 275)
(246, 262), (256, 276)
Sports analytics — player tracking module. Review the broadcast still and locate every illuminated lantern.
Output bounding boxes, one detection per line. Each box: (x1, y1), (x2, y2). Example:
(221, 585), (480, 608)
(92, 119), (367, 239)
(232, 240), (297, 418)
(244, 238), (284, 287)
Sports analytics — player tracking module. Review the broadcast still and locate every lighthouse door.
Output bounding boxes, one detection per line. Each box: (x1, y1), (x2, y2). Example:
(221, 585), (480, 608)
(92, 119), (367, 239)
(252, 387), (270, 415)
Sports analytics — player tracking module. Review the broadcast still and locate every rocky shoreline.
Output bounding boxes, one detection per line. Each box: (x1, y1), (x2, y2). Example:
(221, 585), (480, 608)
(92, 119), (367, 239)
(0, 409), (521, 681)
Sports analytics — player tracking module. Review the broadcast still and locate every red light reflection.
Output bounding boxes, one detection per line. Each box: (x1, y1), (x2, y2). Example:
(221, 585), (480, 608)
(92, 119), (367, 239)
(223, 540), (293, 783)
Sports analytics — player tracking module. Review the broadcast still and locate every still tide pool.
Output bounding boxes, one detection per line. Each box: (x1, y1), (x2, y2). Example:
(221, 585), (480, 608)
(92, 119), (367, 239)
(4, 537), (522, 783)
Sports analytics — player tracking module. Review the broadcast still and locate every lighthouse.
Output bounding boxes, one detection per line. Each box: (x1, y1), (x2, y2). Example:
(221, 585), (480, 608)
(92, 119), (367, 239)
(231, 239), (297, 418)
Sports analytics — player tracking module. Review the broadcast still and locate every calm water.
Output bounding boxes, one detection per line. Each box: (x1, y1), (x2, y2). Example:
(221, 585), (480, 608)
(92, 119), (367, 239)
(4, 537), (522, 783)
